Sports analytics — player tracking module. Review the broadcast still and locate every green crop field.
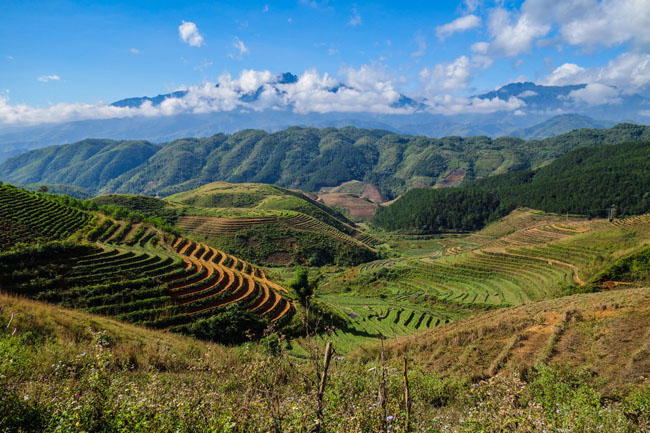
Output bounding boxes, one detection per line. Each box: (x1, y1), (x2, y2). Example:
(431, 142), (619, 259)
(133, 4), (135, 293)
(0, 185), (295, 344)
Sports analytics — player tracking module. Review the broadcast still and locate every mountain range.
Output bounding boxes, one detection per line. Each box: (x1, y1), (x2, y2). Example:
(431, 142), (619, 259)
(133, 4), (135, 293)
(0, 76), (647, 163)
(2, 123), (649, 200)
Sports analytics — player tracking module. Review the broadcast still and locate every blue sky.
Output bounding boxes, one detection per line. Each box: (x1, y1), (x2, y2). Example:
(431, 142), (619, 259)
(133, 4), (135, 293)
(1, 0), (648, 124)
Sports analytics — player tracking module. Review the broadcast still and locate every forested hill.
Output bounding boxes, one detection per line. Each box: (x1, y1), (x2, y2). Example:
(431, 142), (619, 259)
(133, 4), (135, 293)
(1, 123), (650, 198)
(373, 140), (650, 233)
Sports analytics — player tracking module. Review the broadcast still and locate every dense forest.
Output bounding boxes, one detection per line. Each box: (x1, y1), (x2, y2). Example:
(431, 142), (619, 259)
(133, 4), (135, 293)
(2, 123), (650, 199)
(373, 189), (503, 233)
(374, 140), (650, 233)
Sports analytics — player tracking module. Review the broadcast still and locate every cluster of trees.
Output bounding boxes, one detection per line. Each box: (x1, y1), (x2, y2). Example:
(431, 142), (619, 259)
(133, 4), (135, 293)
(373, 189), (504, 233)
(375, 140), (650, 233)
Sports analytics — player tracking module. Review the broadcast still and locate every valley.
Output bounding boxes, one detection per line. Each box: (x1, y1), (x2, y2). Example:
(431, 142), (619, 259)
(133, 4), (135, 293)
(2, 125), (650, 431)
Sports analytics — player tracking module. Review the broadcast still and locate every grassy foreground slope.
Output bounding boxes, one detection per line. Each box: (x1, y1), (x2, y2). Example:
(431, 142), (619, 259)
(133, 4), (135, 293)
(378, 286), (650, 392)
(3, 287), (650, 432)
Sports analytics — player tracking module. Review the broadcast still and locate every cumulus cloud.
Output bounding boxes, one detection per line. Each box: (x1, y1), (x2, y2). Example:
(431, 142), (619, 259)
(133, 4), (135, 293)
(567, 83), (622, 106)
(523, 0), (650, 48)
(0, 68), (416, 126)
(518, 90), (538, 98)
(420, 56), (473, 95)
(419, 55), (492, 96)
(542, 53), (650, 93)
(480, 0), (650, 58)
(0, 95), (157, 126)
(542, 63), (587, 86)
(486, 7), (550, 57)
(37, 75), (60, 82)
(178, 21), (204, 47)
(129, 48), (141, 54)
(471, 41), (489, 54)
(436, 15), (481, 40)
(424, 94), (526, 115)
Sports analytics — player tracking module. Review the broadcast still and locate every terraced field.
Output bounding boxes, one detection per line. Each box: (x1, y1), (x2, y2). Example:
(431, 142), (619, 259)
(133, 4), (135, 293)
(176, 212), (379, 250)
(0, 185), (295, 340)
(164, 236), (294, 323)
(0, 184), (93, 248)
(293, 294), (457, 355)
(314, 209), (650, 353)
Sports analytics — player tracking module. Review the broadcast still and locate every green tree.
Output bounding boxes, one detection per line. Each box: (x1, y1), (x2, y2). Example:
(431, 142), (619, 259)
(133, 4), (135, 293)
(291, 267), (313, 306)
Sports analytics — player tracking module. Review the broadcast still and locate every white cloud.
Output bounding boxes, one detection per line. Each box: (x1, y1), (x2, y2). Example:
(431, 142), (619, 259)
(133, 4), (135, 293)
(348, 7), (362, 26)
(471, 41), (489, 54)
(232, 37), (249, 56)
(0, 64), (535, 126)
(464, 0), (480, 13)
(523, 0), (650, 48)
(178, 21), (204, 47)
(420, 56), (473, 95)
(487, 7), (550, 57)
(37, 75), (60, 82)
(328, 48), (339, 56)
(419, 55), (492, 96)
(435, 15), (481, 40)
(542, 63), (586, 86)
(480, 0), (650, 58)
(567, 83), (622, 106)
(518, 90), (538, 98)
(411, 34), (426, 57)
(0, 68), (416, 126)
(425, 94), (526, 115)
(542, 53), (650, 93)
(129, 48), (141, 55)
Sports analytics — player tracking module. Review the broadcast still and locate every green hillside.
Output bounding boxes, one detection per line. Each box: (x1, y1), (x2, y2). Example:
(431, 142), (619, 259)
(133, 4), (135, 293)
(0, 184), (296, 344)
(4, 185), (650, 431)
(2, 123), (650, 198)
(93, 182), (379, 266)
(374, 139), (650, 233)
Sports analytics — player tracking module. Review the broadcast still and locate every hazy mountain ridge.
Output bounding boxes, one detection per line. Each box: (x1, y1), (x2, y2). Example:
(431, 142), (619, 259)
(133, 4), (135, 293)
(1, 81), (647, 162)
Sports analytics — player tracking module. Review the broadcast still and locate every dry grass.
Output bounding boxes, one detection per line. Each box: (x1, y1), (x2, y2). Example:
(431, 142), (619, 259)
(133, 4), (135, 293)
(369, 287), (650, 393)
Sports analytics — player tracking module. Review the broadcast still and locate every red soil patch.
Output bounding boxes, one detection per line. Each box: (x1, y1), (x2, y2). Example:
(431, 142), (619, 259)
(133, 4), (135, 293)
(436, 168), (467, 188)
(361, 183), (386, 203)
(316, 192), (378, 220)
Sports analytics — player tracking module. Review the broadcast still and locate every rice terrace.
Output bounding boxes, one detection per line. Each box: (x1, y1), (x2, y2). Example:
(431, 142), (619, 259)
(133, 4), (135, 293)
(3, 1), (650, 432)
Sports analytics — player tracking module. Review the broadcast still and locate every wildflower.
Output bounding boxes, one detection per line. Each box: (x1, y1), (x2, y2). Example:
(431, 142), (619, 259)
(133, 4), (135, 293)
(387, 415), (394, 421)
